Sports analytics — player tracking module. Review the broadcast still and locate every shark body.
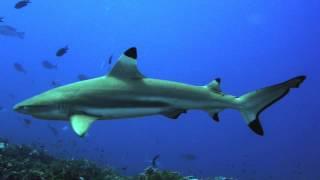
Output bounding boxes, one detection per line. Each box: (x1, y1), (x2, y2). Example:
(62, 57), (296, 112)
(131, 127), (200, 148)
(14, 47), (306, 137)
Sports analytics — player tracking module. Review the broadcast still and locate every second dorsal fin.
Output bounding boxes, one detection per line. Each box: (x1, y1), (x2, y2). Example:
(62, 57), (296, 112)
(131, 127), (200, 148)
(207, 78), (222, 93)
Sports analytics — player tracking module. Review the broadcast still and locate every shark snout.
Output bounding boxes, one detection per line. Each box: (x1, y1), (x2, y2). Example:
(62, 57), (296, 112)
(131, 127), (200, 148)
(13, 98), (37, 114)
(13, 104), (19, 111)
(13, 103), (29, 114)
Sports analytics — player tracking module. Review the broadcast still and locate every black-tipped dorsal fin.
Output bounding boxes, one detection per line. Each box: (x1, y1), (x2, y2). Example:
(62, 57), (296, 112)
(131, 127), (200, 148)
(108, 47), (145, 79)
(207, 78), (222, 93)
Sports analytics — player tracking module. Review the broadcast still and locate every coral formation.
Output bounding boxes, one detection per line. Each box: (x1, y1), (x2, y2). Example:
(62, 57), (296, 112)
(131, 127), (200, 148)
(0, 138), (120, 179)
(0, 138), (192, 180)
(0, 138), (235, 180)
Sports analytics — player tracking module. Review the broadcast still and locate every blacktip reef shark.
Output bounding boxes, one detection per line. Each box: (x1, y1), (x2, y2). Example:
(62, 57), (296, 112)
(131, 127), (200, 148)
(14, 47), (306, 137)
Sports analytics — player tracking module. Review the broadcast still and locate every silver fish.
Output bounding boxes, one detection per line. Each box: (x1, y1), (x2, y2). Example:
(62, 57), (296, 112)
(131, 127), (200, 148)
(42, 60), (57, 70)
(0, 25), (24, 39)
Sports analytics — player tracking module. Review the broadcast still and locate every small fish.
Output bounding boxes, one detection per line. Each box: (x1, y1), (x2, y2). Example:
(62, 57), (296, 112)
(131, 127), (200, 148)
(23, 118), (32, 126)
(0, 106), (6, 112)
(151, 154), (160, 168)
(61, 125), (69, 131)
(0, 25), (25, 39)
(51, 80), (60, 87)
(8, 94), (16, 99)
(13, 63), (27, 73)
(48, 124), (59, 136)
(15, 0), (31, 9)
(181, 153), (197, 161)
(108, 55), (113, 64)
(77, 74), (89, 81)
(42, 60), (57, 70)
(56, 46), (68, 57)
(120, 166), (128, 171)
(101, 55), (113, 69)
(0, 17), (4, 23)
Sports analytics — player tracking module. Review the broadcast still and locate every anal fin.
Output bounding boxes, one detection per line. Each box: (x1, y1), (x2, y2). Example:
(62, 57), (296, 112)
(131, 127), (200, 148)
(208, 109), (223, 122)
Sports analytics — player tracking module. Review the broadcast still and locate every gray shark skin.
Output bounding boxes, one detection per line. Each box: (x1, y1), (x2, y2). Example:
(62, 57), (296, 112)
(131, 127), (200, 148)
(14, 47), (306, 137)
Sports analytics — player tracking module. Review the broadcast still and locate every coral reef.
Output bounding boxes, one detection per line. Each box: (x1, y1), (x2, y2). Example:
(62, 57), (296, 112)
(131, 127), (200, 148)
(136, 167), (184, 180)
(0, 138), (235, 180)
(0, 138), (191, 180)
(0, 138), (119, 180)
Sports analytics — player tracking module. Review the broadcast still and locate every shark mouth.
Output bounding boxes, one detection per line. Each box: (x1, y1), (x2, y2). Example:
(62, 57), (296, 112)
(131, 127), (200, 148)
(14, 105), (53, 114)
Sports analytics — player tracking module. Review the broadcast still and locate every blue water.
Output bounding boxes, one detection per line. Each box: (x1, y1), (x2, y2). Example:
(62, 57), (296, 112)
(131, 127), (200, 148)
(1, 0), (319, 179)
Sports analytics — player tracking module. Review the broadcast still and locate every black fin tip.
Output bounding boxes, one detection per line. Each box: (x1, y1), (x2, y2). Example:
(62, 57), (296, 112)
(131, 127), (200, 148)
(249, 119), (264, 136)
(215, 78), (221, 84)
(212, 113), (220, 122)
(124, 47), (137, 59)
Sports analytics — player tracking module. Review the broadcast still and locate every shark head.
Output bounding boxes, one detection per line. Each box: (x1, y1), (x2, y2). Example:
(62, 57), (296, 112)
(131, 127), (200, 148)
(12, 47), (142, 137)
(13, 88), (72, 120)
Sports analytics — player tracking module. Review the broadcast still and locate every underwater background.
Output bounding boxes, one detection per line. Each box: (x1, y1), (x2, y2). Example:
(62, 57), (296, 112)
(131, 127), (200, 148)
(0, 0), (319, 179)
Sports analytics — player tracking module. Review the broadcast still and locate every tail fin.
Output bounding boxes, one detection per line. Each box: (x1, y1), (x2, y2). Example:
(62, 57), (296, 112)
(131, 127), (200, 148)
(17, 32), (25, 39)
(237, 76), (306, 136)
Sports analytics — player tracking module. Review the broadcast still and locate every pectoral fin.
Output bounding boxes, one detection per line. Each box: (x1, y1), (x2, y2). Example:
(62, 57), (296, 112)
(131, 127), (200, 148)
(70, 114), (98, 137)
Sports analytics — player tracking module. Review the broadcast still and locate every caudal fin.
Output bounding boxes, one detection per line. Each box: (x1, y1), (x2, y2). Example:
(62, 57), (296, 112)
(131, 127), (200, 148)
(237, 76), (306, 136)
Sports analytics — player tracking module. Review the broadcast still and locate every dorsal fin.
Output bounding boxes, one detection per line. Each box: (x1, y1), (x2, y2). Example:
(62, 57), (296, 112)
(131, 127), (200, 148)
(207, 78), (222, 93)
(108, 47), (145, 79)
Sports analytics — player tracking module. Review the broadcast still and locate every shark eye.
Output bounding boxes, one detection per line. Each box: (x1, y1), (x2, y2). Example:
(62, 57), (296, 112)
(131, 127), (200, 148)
(21, 106), (29, 110)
